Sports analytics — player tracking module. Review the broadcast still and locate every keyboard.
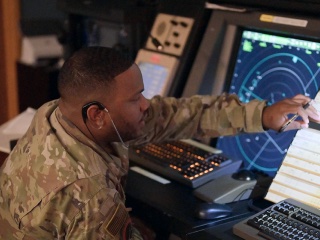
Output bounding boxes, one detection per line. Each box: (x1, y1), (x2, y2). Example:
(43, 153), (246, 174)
(233, 198), (320, 240)
(129, 139), (242, 188)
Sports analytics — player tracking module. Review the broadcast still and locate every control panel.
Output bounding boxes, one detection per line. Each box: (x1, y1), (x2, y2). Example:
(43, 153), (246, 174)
(146, 13), (194, 56)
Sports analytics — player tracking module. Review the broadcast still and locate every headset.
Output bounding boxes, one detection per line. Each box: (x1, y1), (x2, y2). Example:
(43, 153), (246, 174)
(81, 101), (129, 148)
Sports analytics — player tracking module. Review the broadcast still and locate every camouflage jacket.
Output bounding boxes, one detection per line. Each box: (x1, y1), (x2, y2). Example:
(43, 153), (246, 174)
(0, 94), (266, 239)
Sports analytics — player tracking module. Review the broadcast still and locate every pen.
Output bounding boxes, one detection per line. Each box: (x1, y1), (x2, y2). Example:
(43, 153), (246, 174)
(279, 101), (311, 133)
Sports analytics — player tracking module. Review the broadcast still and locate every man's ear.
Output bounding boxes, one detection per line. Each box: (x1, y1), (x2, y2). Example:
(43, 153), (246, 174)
(85, 105), (106, 129)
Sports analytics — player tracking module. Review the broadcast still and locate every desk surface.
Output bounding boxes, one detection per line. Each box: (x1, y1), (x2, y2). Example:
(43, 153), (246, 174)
(125, 167), (262, 239)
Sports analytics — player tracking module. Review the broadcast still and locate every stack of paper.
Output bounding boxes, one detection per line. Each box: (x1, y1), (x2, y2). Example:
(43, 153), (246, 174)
(0, 108), (35, 153)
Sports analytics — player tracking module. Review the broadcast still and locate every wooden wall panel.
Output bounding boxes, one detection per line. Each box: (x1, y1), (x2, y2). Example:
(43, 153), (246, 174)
(0, 0), (20, 124)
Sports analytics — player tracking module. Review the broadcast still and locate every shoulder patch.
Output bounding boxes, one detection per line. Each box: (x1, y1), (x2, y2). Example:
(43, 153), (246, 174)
(100, 202), (130, 238)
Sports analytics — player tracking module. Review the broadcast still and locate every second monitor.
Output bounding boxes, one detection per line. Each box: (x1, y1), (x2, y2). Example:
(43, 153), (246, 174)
(183, 9), (320, 176)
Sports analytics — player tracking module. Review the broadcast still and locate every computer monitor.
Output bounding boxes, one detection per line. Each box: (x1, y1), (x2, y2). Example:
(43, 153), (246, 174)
(135, 49), (179, 99)
(183, 9), (320, 176)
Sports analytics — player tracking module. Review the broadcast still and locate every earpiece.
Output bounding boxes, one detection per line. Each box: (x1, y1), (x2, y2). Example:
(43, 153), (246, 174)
(81, 100), (129, 149)
(82, 101), (107, 123)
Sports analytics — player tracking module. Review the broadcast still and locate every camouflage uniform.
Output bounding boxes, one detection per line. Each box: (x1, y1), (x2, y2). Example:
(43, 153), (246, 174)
(0, 94), (266, 239)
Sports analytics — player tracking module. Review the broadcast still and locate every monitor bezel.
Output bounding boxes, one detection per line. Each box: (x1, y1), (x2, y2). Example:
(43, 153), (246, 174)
(182, 9), (320, 98)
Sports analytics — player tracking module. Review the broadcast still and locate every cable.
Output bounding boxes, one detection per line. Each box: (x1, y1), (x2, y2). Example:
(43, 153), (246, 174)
(229, 187), (255, 211)
(104, 109), (129, 149)
(149, 34), (163, 50)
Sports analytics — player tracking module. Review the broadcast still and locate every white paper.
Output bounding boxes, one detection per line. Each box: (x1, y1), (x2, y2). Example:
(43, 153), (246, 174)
(0, 108), (36, 153)
(2, 108), (36, 135)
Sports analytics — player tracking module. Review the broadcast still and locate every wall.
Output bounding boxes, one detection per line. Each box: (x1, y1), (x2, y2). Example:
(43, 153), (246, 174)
(21, 0), (65, 20)
(0, 0), (20, 125)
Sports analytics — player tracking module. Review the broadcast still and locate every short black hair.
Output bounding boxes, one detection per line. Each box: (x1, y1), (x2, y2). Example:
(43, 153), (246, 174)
(58, 46), (134, 100)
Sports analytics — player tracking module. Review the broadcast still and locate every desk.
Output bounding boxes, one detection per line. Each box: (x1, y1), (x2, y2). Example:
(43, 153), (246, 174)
(125, 167), (265, 240)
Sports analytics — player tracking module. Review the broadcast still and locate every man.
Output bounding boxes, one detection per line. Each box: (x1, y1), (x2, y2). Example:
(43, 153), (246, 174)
(0, 46), (319, 239)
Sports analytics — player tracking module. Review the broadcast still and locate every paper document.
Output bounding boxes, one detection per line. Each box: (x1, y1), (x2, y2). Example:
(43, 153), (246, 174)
(0, 108), (36, 153)
(265, 94), (320, 209)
